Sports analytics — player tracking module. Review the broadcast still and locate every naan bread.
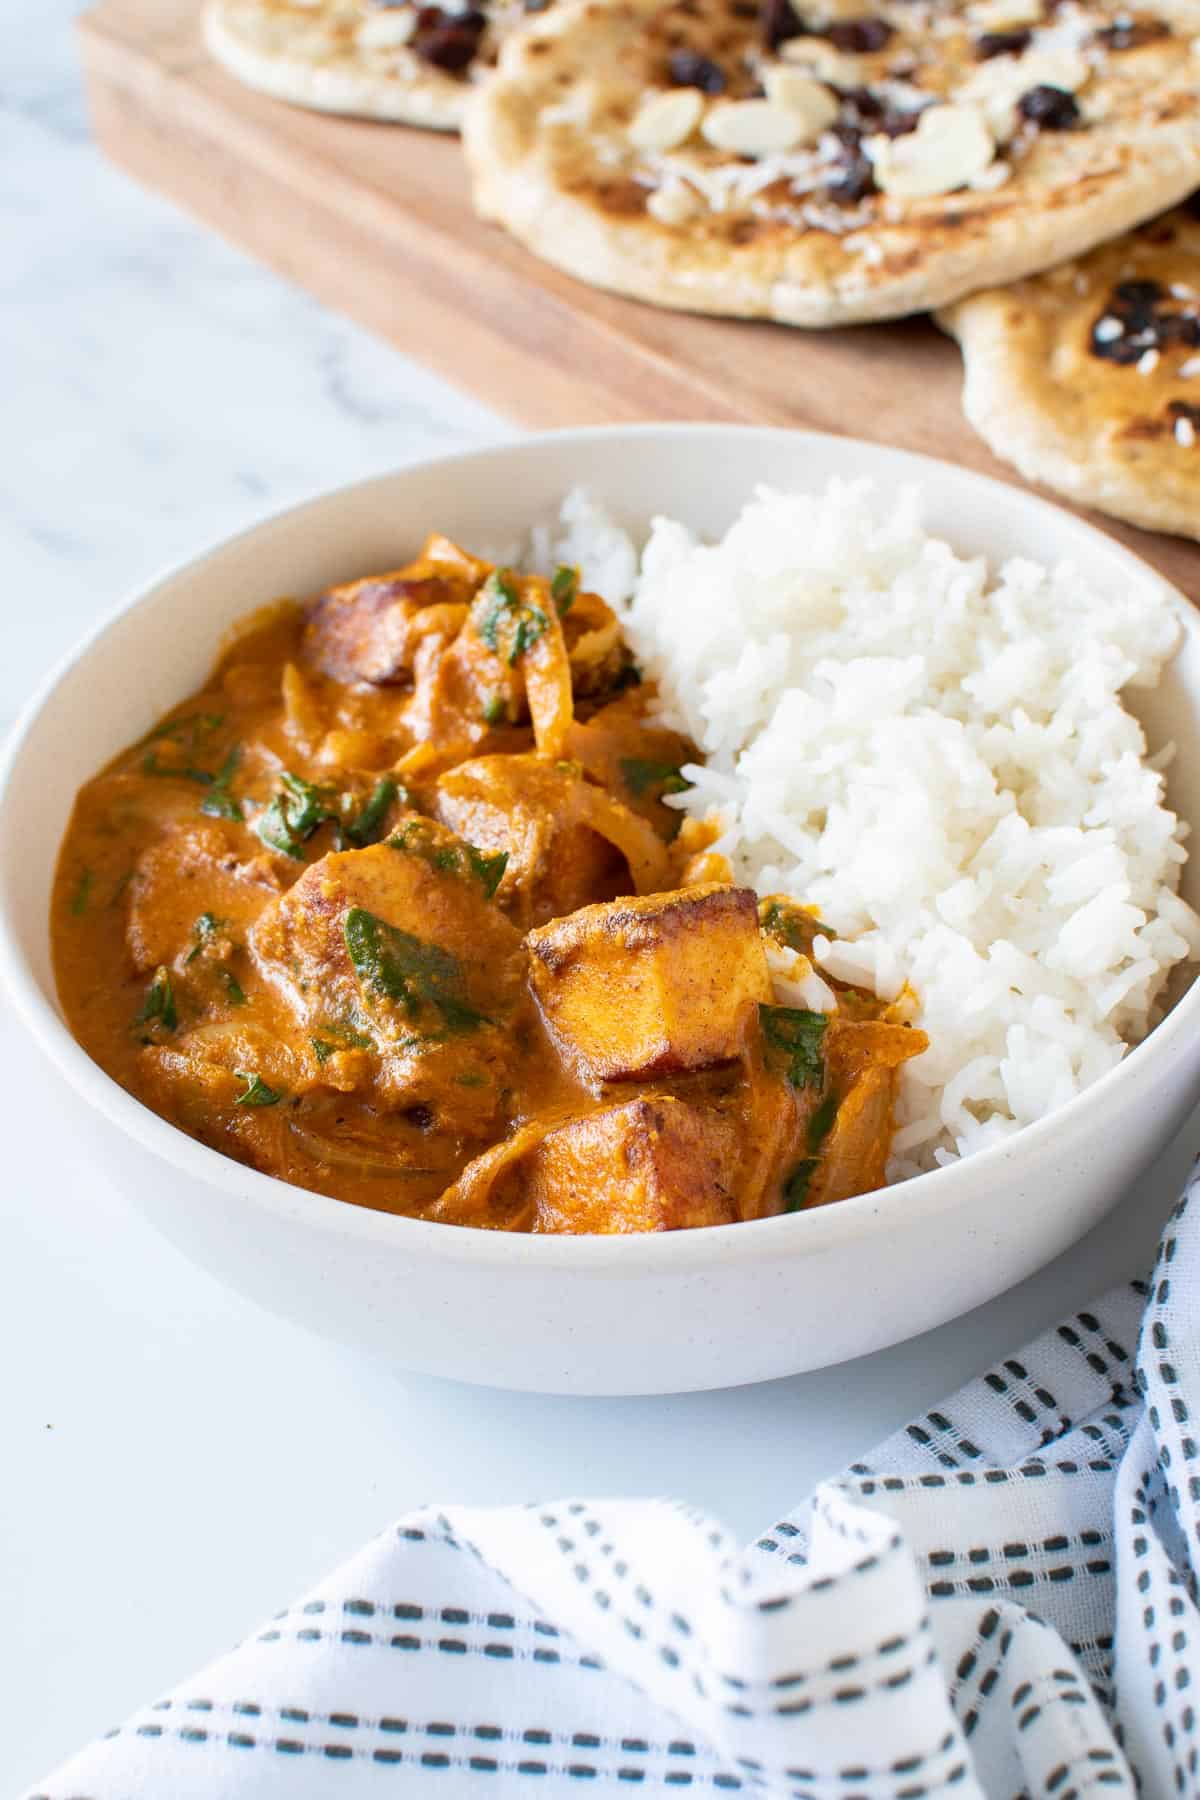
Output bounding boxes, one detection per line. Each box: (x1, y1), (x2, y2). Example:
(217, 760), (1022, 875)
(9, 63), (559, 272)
(941, 198), (1200, 539)
(463, 0), (1200, 324)
(204, 0), (528, 130)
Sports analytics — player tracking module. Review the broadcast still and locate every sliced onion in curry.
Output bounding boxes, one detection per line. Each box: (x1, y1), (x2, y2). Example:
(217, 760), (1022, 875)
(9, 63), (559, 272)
(521, 576), (575, 760)
(405, 600), (470, 651)
(287, 1115), (456, 1182)
(429, 1118), (550, 1228)
(573, 781), (671, 893)
(281, 661), (326, 756)
(562, 591), (623, 694)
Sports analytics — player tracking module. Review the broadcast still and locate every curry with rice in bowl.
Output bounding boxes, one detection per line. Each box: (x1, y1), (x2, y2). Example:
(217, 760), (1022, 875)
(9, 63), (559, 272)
(51, 533), (925, 1233)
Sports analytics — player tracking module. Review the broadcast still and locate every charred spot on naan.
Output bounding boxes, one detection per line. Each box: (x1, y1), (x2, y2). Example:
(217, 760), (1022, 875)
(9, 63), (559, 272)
(939, 198), (1200, 537)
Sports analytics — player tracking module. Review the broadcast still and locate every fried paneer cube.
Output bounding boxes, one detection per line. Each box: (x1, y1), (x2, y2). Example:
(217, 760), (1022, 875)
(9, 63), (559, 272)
(433, 1096), (741, 1234)
(251, 837), (520, 1022)
(249, 838), (524, 1131)
(526, 884), (772, 1083)
(302, 572), (470, 686)
(137, 1047), (290, 1176)
(126, 823), (281, 973)
(528, 1097), (740, 1233)
(302, 538), (490, 687)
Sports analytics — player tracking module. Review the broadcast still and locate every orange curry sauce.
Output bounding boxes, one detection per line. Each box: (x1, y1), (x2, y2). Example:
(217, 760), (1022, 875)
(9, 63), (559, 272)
(52, 536), (926, 1231)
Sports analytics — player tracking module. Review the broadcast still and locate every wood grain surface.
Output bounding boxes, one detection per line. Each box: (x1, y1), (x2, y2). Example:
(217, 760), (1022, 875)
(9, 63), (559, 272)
(79, 0), (1200, 598)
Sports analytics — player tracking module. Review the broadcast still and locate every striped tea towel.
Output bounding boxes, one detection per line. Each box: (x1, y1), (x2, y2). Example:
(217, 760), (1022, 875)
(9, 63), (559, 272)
(27, 1167), (1200, 1800)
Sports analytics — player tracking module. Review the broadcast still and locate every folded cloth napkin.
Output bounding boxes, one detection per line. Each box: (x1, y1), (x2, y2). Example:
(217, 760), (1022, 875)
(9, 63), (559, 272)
(29, 1169), (1200, 1800)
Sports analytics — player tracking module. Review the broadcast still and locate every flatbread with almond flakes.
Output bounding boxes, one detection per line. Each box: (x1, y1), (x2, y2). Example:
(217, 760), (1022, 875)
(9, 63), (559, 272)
(204, 0), (532, 130)
(462, 0), (1200, 324)
(940, 198), (1200, 539)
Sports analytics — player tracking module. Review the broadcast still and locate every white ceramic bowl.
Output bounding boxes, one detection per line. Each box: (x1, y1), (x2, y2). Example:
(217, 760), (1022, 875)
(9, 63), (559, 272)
(4, 425), (1200, 1396)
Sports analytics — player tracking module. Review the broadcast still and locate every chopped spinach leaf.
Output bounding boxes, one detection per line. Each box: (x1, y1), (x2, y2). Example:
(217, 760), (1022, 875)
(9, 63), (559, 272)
(513, 611), (547, 660)
(551, 564), (579, 616)
(808, 1088), (839, 1150)
(185, 912), (225, 963)
(783, 1159), (818, 1212)
(482, 694), (506, 726)
(199, 746), (243, 822)
(341, 778), (399, 850)
(619, 757), (692, 800)
(141, 752), (215, 785)
(139, 714), (228, 786)
(141, 711), (223, 746)
(70, 869), (93, 917)
(184, 912), (244, 1002)
(310, 1021), (374, 1062)
(136, 966), (177, 1033)
(782, 1092), (839, 1212)
(473, 569), (549, 666)
(234, 1071), (284, 1107)
(256, 771), (333, 858)
(318, 1021), (376, 1054)
(476, 568), (520, 651)
(759, 1004), (828, 1091)
(344, 907), (486, 1034)
(507, 605), (548, 666)
(390, 820), (507, 902)
(466, 845), (508, 899)
(455, 1071), (487, 1088)
(760, 899), (819, 955)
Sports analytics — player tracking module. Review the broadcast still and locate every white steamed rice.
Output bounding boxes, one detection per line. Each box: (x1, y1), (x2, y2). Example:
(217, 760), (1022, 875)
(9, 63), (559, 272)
(536, 481), (1200, 1178)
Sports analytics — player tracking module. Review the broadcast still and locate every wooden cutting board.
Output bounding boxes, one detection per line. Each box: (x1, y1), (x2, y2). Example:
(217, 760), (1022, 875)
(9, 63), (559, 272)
(80, 0), (1200, 598)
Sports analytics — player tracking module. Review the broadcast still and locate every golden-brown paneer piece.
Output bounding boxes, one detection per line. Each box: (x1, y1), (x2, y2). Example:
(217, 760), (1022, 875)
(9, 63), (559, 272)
(527, 884), (772, 1084)
(302, 572), (471, 686)
(139, 1048), (462, 1201)
(433, 1097), (741, 1234)
(529, 1098), (740, 1233)
(137, 1047), (291, 1177)
(126, 824), (282, 973)
(250, 837), (521, 1028)
(249, 837), (525, 1131)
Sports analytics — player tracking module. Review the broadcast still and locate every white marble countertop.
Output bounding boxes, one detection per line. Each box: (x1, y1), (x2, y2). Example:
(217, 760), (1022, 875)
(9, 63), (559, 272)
(4, 7), (1199, 1793)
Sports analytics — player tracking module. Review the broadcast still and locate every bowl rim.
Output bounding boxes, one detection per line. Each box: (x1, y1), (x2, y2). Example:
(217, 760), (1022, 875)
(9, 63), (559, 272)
(3, 419), (1199, 1274)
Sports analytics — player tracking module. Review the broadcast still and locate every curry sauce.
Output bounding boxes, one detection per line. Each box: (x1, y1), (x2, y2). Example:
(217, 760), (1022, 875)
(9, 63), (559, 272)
(51, 536), (926, 1231)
